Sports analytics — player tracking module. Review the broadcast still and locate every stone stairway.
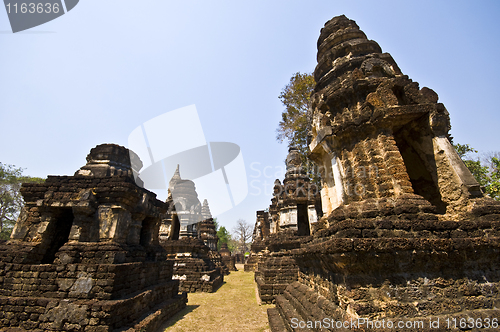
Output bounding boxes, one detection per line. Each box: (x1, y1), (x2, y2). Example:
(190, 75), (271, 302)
(268, 281), (348, 332)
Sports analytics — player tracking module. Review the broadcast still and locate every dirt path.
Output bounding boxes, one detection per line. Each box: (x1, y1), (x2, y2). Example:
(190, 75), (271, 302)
(160, 265), (272, 332)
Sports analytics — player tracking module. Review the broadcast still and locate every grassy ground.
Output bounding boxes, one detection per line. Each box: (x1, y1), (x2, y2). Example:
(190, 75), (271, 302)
(160, 264), (272, 332)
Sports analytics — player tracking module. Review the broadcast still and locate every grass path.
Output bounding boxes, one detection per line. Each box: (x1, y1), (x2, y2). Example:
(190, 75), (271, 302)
(160, 265), (272, 332)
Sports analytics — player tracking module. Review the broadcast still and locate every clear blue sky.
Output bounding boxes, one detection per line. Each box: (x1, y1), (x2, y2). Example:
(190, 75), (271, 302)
(1, 0), (499, 232)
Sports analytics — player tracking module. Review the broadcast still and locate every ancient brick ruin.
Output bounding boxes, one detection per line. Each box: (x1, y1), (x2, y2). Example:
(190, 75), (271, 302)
(262, 15), (500, 331)
(162, 237), (223, 293)
(198, 200), (217, 251)
(0, 144), (187, 331)
(219, 243), (237, 272)
(250, 148), (322, 303)
(243, 211), (268, 272)
(159, 167), (224, 293)
(269, 147), (322, 236)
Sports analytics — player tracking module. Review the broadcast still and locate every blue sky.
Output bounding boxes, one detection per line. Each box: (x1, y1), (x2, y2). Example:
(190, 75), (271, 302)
(1, 0), (500, 232)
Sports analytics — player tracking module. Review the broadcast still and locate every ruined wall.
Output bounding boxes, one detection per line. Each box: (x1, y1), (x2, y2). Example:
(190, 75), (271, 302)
(0, 144), (187, 331)
(162, 237), (223, 293)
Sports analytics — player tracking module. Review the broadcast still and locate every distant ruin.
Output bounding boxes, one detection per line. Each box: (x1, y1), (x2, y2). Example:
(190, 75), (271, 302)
(0, 144), (187, 331)
(219, 243), (237, 272)
(269, 147), (322, 236)
(257, 15), (500, 331)
(160, 166), (225, 293)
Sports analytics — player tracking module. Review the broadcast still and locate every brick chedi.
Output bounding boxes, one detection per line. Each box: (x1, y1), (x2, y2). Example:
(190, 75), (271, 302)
(160, 167), (224, 292)
(308, 16), (482, 219)
(0, 144), (187, 331)
(219, 243), (236, 272)
(197, 199), (230, 276)
(269, 147), (322, 236)
(252, 148), (321, 304)
(166, 165), (202, 238)
(267, 15), (500, 330)
(243, 211), (270, 273)
(197, 199), (217, 251)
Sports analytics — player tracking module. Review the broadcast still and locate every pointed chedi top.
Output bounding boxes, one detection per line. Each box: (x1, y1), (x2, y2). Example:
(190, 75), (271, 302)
(201, 199), (212, 220)
(168, 164), (181, 191)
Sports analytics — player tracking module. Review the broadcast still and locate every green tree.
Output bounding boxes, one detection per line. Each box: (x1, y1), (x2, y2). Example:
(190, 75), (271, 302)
(486, 157), (500, 200)
(216, 226), (230, 251)
(276, 72), (320, 184)
(0, 163), (45, 240)
(453, 144), (500, 200)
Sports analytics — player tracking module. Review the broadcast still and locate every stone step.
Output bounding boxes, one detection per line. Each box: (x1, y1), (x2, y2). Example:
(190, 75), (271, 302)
(118, 293), (187, 332)
(275, 294), (314, 332)
(267, 307), (288, 332)
(285, 282), (347, 325)
(283, 288), (316, 324)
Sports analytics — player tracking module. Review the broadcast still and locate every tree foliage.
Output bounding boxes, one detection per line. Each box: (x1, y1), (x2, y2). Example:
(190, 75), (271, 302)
(216, 226), (231, 251)
(276, 72), (315, 148)
(276, 72), (319, 183)
(454, 144), (500, 200)
(488, 157), (500, 200)
(232, 219), (252, 254)
(0, 163), (45, 240)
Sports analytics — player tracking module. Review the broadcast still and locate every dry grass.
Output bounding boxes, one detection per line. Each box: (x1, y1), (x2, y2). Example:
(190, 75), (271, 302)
(160, 265), (272, 332)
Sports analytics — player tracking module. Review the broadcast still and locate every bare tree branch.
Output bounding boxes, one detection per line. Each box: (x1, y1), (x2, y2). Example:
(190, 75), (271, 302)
(232, 219), (253, 254)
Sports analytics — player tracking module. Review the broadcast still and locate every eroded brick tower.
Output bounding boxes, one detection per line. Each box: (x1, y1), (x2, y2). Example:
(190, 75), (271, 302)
(309, 15), (483, 220)
(267, 15), (500, 330)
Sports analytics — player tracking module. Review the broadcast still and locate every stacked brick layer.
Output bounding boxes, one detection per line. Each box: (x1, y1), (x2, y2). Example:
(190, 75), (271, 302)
(265, 196), (500, 331)
(162, 238), (224, 293)
(255, 255), (299, 304)
(0, 144), (188, 331)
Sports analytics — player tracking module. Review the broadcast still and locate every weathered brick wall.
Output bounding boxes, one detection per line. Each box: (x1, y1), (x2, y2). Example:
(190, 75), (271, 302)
(255, 255), (299, 304)
(0, 144), (188, 331)
(172, 257), (223, 293)
(0, 258), (186, 331)
(162, 238), (224, 293)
